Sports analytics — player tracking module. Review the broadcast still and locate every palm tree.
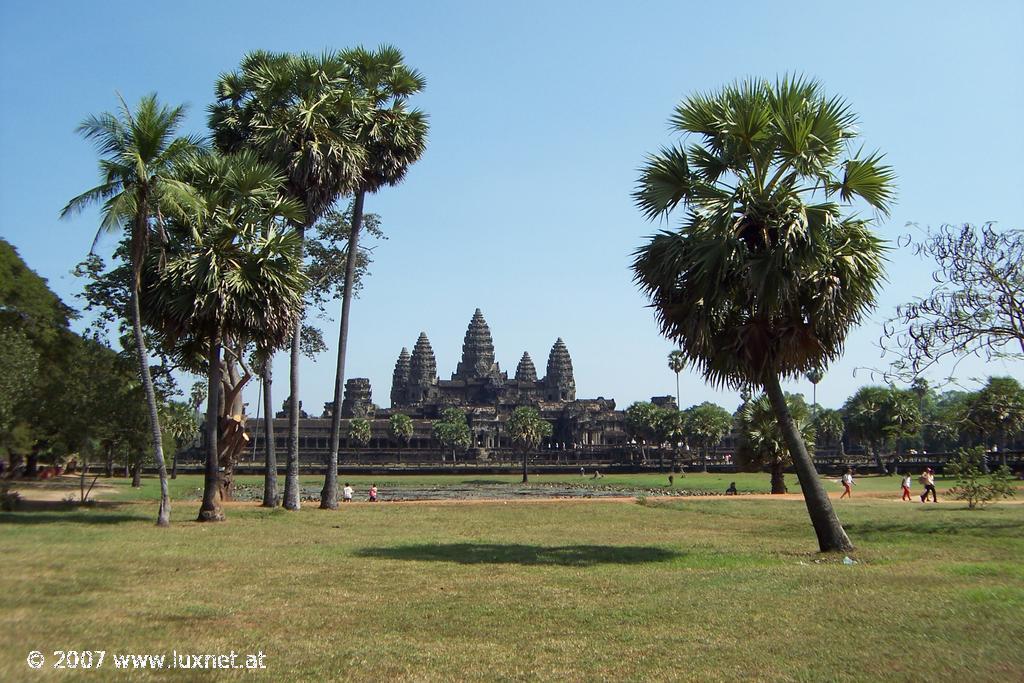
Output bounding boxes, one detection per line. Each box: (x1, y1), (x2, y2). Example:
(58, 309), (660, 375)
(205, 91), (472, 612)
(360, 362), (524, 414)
(61, 94), (203, 527)
(667, 349), (686, 409)
(507, 406), (553, 483)
(323, 46), (429, 509)
(389, 412), (414, 463)
(145, 151), (306, 521)
(683, 401), (733, 472)
(843, 386), (920, 475)
(632, 77), (894, 552)
(210, 51), (367, 511)
(738, 393), (816, 494)
(806, 367), (823, 420)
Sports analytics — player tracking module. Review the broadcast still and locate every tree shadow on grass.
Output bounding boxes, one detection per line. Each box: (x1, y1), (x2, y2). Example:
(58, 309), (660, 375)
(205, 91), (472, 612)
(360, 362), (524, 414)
(0, 500), (147, 525)
(354, 543), (682, 567)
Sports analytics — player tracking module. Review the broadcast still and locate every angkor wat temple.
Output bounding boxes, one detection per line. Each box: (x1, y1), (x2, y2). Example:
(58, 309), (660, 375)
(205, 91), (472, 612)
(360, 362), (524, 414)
(253, 309), (642, 461)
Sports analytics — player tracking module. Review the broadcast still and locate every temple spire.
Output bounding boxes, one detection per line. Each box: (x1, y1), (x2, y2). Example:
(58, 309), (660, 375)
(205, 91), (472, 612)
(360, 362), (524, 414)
(453, 308), (499, 380)
(544, 338), (576, 401)
(515, 352), (537, 382)
(390, 347), (411, 407)
(409, 333), (437, 385)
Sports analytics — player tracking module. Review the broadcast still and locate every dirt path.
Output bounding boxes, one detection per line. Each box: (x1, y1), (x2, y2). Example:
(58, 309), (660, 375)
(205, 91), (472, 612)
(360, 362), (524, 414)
(7, 476), (116, 503)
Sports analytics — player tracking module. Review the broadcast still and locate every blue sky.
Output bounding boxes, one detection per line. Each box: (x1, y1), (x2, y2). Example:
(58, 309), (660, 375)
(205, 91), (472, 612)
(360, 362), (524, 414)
(1, 0), (1021, 414)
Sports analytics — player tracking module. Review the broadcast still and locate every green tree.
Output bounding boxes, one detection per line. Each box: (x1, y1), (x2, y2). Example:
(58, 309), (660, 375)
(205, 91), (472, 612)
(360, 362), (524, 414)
(388, 413), (414, 462)
(632, 77), (894, 551)
(506, 406), (553, 483)
(948, 446), (1016, 509)
(160, 400), (199, 479)
(654, 407), (685, 471)
(843, 386), (921, 475)
(965, 377), (1024, 469)
(146, 151), (307, 521)
(683, 401), (733, 472)
(625, 401), (660, 463)
(210, 50), (366, 511)
(737, 393), (815, 494)
(0, 328), (38, 441)
(813, 408), (845, 454)
(432, 407), (471, 465)
(324, 45), (429, 508)
(347, 418), (372, 448)
(61, 94), (202, 526)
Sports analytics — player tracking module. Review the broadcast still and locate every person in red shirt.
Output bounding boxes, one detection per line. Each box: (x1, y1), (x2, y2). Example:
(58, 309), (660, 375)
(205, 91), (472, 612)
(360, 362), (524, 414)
(369, 484), (378, 502)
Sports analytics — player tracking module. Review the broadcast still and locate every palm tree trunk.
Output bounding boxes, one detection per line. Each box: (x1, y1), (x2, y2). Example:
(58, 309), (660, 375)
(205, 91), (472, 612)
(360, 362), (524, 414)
(198, 341), (225, 522)
(284, 226), (308, 511)
(324, 191), (366, 509)
(770, 457), (787, 494)
(764, 374), (853, 552)
(872, 443), (889, 475)
(131, 461), (142, 488)
(261, 364), (278, 508)
(521, 449), (528, 483)
(171, 451), (177, 479)
(129, 282), (171, 526)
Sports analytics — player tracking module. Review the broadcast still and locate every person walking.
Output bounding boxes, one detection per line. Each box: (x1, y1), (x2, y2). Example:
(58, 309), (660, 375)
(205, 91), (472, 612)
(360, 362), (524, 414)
(342, 482), (353, 503)
(919, 468), (937, 502)
(840, 468), (855, 499)
(900, 474), (913, 501)
(369, 483), (378, 502)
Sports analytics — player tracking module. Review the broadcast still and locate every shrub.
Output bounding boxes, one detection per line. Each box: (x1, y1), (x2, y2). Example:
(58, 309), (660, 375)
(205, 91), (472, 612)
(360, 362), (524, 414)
(948, 446), (1016, 509)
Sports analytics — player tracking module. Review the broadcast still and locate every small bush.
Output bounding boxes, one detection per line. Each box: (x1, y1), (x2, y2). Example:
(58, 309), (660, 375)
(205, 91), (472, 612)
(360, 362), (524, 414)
(948, 446), (1016, 509)
(1, 483), (21, 511)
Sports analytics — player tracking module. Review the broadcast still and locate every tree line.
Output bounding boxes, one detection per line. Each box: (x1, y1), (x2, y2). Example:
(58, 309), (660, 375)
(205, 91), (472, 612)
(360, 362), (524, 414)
(56, 46), (428, 525)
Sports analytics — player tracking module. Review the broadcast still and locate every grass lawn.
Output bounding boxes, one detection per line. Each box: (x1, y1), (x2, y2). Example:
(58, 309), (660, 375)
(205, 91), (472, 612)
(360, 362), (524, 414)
(105, 470), (961, 502)
(2, 474), (1022, 681)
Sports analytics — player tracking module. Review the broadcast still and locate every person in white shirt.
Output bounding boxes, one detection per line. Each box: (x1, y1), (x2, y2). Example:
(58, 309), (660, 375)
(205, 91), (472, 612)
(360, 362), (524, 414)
(342, 483), (353, 503)
(840, 468), (855, 499)
(919, 468), (937, 502)
(901, 475), (912, 501)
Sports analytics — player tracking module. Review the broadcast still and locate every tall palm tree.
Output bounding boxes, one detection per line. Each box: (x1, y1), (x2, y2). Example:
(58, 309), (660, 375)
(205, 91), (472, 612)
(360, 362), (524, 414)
(61, 94), (203, 527)
(632, 77), (894, 552)
(667, 349), (686, 409)
(210, 51), (367, 510)
(806, 367), (823, 421)
(323, 46), (429, 509)
(145, 151), (306, 521)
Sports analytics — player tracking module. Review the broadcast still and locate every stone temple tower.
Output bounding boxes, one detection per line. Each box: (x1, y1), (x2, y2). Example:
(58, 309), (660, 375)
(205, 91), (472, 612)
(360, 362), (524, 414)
(543, 338), (576, 401)
(453, 308), (501, 380)
(407, 332), (438, 403)
(515, 352), (537, 382)
(390, 347), (411, 407)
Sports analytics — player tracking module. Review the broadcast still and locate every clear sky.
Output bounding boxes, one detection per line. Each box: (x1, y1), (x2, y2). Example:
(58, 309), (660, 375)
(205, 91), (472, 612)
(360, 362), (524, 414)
(1, 0), (1021, 415)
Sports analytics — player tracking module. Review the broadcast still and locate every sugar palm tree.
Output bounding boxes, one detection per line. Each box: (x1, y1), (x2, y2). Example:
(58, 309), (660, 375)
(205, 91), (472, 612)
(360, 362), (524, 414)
(210, 51), (367, 510)
(145, 151), (306, 521)
(738, 393), (816, 494)
(507, 406), (552, 483)
(632, 76), (894, 552)
(61, 93), (203, 527)
(667, 349), (685, 409)
(323, 45), (429, 508)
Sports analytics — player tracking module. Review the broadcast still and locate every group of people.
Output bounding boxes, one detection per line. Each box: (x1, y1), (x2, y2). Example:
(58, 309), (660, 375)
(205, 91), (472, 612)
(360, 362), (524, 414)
(838, 467), (938, 502)
(341, 482), (379, 503)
